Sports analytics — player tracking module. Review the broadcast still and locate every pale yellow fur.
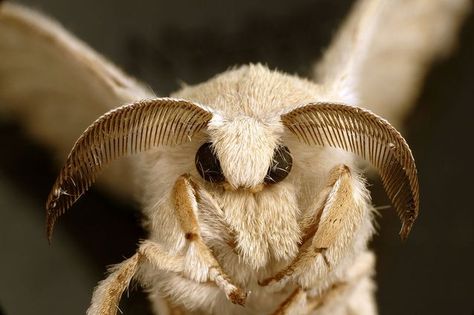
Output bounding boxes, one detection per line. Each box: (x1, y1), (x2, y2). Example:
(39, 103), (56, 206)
(134, 67), (373, 313)
(0, 0), (470, 314)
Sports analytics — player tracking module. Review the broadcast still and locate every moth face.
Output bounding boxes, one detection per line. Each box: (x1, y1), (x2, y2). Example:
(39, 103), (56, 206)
(199, 115), (291, 191)
(46, 66), (419, 240)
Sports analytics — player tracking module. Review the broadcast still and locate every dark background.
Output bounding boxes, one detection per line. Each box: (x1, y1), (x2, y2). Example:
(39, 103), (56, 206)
(0, 1), (473, 314)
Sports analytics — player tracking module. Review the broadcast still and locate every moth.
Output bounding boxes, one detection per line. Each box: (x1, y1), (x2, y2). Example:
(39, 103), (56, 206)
(0, 0), (469, 314)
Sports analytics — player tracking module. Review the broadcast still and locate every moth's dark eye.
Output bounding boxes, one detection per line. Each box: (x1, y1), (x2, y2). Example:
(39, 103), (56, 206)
(265, 145), (292, 184)
(195, 142), (225, 183)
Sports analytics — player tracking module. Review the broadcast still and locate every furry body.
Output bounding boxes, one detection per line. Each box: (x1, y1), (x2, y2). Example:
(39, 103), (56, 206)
(0, 1), (470, 314)
(135, 66), (375, 314)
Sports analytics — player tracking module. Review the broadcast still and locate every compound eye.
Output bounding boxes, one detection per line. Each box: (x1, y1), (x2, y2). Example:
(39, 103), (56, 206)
(195, 142), (225, 183)
(264, 145), (292, 184)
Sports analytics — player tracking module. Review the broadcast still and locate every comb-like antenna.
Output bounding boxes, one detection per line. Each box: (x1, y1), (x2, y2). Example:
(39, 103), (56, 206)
(46, 98), (212, 241)
(282, 102), (419, 240)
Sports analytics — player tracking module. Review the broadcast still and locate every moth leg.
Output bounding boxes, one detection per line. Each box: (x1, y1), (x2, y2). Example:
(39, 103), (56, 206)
(306, 251), (376, 314)
(172, 174), (248, 305)
(307, 282), (349, 313)
(268, 284), (351, 315)
(270, 251), (375, 315)
(86, 254), (140, 315)
(260, 164), (367, 288)
(270, 287), (307, 315)
(87, 175), (246, 315)
(87, 241), (185, 315)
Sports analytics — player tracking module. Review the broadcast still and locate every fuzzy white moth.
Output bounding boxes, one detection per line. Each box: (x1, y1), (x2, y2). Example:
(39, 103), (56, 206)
(0, 0), (470, 314)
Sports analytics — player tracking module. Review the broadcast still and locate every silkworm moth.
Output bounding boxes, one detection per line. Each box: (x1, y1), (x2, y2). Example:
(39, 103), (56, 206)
(0, 0), (469, 314)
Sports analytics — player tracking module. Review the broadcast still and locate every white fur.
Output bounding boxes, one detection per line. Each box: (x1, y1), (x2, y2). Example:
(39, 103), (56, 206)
(0, 1), (470, 314)
(135, 65), (374, 314)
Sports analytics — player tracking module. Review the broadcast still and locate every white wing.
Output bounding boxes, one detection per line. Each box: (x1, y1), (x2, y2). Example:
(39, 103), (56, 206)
(314, 0), (471, 127)
(0, 3), (153, 198)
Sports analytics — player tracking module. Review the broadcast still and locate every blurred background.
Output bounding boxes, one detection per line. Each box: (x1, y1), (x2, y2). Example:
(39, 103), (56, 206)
(0, 0), (473, 314)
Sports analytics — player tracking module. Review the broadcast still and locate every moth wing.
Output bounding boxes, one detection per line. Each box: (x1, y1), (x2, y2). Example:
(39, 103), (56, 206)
(313, 0), (470, 126)
(0, 3), (152, 197)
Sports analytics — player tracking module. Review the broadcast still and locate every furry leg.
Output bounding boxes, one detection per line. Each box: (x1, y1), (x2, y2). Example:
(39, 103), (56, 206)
(270, 288), (307, 315)
(87, 254), (140, 315)
(306, 252), (376, 314)
(87, 241), (185, 315)
(87, 175), (247, 315)
(173, 175), (247, 305)
(270, 251), (375, 315)
(260, 165), (367, 288)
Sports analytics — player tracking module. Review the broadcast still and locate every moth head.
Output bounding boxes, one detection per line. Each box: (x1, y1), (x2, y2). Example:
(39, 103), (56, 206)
(200, 115), (290, 191)
(45, 97), (418, 241)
